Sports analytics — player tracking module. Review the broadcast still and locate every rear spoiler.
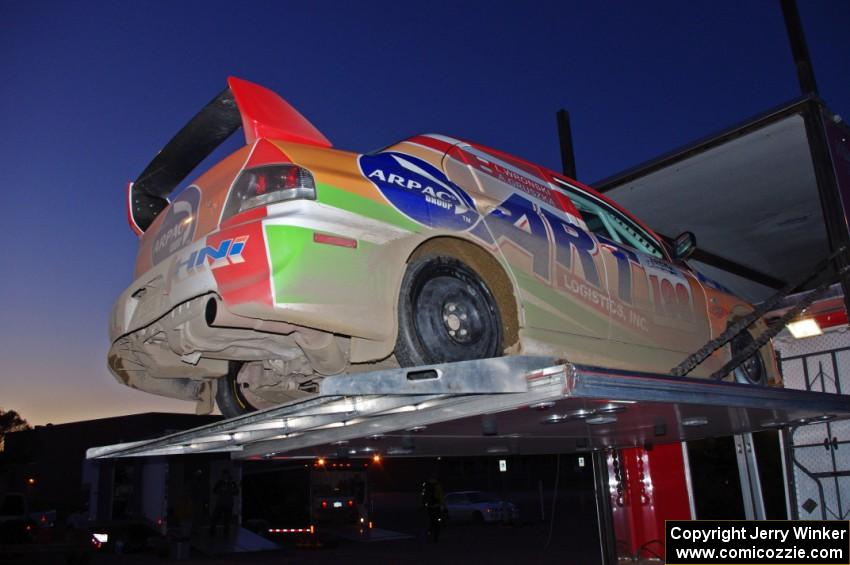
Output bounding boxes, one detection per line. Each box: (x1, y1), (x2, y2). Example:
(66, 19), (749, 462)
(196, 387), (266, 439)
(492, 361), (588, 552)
(128, 77), (331, 234)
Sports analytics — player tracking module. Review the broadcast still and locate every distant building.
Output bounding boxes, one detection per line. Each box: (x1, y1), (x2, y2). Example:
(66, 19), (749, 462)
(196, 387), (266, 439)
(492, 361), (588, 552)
(0, 413), (221, 522)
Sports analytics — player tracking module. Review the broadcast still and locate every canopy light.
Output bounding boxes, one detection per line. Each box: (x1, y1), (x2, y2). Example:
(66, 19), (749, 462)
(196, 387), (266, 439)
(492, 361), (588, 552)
(786, 318), (823, 339)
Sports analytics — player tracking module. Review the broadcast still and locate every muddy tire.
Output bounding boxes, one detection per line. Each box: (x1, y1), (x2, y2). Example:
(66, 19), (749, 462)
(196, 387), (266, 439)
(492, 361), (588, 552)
(215, 361), (256, 417)
(730, 330), (767, 386)
(395, 255), (502, 367)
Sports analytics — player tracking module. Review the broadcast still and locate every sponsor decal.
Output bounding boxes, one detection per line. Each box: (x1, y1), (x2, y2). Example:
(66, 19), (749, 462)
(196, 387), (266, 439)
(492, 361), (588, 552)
(558, 270), (649, 332)
(638, 254), (695, 325)
(359, 152), (479, 230)
(461, 147), (556, 206)
(173, 236), (248, 278)
(598, 235), (696, 329)
(152, 186), (201, 265)
(483, 192), (697, 333)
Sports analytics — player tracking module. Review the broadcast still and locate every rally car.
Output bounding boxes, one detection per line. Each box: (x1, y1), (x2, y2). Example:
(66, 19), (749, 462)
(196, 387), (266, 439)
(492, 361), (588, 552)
(109, 77), (779, 417)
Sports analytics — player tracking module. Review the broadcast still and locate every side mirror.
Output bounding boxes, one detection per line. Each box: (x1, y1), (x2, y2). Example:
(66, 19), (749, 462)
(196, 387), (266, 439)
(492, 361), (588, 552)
(672, 231), (697, 261)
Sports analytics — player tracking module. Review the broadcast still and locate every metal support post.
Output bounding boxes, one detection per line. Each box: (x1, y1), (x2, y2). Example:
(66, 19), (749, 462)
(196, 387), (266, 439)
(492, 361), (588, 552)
(779, 428), (796, 520)
(800, 101), (850, 317)
(556, 109), (577, 179)
(780, 0), (819, 95)
(592, 450), (617, 565)
(680, 442), (697, 520)
(734, 433), (766, 520)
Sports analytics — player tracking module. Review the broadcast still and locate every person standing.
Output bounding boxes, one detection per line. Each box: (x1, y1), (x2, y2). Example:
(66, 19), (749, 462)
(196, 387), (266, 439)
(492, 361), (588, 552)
(209, 470), (239, 537)
(421, 477), (445, 542)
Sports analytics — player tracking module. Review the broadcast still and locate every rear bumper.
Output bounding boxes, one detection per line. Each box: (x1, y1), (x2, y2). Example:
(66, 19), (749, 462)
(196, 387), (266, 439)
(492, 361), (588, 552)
(109, 200), (414, 401)
(114, 200), (406, 343)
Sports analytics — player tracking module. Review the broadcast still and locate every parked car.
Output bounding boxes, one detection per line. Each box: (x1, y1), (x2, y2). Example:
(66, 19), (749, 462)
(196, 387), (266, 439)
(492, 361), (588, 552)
(444, 491), (519, 524)
(110, 77), (780, 417)
(0, 492), (99, 562)
(0, 492), (56, 544)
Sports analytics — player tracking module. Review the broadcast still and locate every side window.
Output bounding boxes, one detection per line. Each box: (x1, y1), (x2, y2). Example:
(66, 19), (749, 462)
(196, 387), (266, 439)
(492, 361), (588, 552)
(552, 179), (664, 259)
(605, 212), (665, 259)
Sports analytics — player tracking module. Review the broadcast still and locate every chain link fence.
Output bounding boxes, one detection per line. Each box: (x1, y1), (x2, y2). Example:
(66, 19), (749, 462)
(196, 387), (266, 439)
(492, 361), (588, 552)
(775, 327), (850, 520)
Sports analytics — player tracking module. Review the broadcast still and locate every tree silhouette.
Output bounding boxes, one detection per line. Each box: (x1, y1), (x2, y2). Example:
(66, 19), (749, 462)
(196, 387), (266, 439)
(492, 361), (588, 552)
(0, 409), (30, 451)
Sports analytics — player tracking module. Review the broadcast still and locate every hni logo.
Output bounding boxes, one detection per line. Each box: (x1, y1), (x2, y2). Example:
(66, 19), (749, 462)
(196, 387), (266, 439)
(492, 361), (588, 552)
(176, 236), (249, 275)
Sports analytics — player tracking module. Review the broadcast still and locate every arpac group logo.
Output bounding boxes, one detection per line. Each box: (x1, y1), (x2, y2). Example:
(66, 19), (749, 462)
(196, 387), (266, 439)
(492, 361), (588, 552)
(152, 186), (201, 265)
(359, 152), (479, 231)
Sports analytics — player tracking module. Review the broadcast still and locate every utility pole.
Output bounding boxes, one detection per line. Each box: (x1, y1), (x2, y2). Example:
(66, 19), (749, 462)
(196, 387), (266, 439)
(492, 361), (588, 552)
(780, 0), (819, 95)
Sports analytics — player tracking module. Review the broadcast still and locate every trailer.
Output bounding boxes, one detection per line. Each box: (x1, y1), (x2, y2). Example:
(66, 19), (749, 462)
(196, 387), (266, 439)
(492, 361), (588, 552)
(86, 351), (850, 563)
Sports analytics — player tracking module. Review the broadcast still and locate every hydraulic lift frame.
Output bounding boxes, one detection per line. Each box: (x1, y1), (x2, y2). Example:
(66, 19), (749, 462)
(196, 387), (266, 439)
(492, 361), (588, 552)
(87, 356), (850, 461)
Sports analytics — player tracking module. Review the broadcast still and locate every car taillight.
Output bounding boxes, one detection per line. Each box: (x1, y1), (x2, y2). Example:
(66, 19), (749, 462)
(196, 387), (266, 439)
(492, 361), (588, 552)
(222, 164), (316, 220)
(321, 501), (328, 509)
(347, 500), (354, 507)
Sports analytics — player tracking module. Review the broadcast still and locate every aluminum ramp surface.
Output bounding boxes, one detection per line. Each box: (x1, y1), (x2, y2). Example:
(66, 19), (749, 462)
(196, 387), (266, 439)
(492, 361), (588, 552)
(86, 356), (850, 460)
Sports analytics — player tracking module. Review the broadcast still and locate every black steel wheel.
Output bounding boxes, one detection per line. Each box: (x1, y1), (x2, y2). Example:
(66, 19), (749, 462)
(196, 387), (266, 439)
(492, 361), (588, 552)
(730, 330), (767, 386)
(395, 255), (502, 367)
(215, 361), (256, 417)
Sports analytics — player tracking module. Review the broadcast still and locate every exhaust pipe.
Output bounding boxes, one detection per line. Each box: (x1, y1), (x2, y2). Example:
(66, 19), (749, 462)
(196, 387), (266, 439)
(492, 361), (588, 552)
(205, 297), (346, 375)
(205, 296), (298, 334)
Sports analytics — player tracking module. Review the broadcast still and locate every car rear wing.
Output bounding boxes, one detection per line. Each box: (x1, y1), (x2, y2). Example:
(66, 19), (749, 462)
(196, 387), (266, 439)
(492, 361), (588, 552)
(127, 77), (331, 234)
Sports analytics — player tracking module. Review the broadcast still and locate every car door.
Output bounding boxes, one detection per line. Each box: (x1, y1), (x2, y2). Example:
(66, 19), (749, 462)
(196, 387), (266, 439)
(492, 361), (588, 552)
(442, 143), (612, 351)
(550, 177), (711, 372)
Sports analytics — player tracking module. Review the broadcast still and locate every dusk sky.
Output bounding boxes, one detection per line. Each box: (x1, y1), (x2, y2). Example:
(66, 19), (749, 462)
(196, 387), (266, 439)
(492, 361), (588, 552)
(2, 1), (848, 425)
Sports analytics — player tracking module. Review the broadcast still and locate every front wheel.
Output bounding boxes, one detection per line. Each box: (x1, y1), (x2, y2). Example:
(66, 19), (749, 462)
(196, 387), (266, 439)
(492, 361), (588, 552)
(730, 330), (767, 386)
(395, 255), (502, 367)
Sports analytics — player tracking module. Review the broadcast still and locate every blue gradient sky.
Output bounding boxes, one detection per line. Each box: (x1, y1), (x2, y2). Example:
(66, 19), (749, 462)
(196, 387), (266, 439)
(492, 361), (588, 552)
(1, 1), (848, 425)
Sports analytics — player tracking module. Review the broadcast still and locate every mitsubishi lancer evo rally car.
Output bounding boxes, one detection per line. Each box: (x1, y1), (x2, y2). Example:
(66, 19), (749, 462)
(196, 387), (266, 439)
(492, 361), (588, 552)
(110, 77), (780, 417)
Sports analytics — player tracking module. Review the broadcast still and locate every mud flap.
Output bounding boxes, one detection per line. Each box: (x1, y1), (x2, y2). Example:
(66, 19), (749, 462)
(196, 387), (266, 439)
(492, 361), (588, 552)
(195, 380), (216, 415)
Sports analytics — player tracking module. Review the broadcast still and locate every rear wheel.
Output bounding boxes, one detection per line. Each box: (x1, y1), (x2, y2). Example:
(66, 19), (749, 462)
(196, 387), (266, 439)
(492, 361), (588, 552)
(395, 255), (502, 367)
(215, 361), (256, 418)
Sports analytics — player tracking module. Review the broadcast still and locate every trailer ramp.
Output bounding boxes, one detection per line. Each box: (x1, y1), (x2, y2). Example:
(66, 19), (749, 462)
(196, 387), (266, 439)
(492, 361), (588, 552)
(86, 356), (850, 460)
